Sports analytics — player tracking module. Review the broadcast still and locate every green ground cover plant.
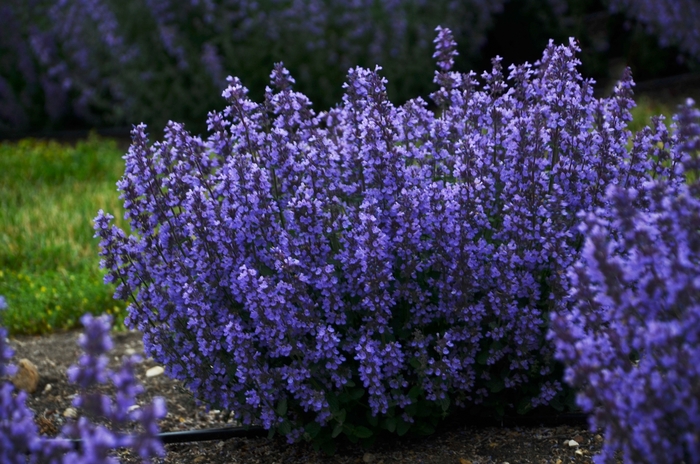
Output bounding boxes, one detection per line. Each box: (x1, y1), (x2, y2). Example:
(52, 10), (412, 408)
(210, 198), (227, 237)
(0, 134), (128, 334)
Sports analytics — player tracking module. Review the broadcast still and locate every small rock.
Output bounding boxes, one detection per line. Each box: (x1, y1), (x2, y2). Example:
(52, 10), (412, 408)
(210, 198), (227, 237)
(567, 439), (579, 448)
(125, 348), (136, 356)
(11, 358), (39, 394)
(575, 449), (584, 456)
(63, 407), (77, 419)
(363, 452), (375, 463)
(127, 405), (140, 413)
(43, 383), (52, 393)
(146, 366), (164, 378)
(573, 434), (584, 443)
(594, 434), (603, 442)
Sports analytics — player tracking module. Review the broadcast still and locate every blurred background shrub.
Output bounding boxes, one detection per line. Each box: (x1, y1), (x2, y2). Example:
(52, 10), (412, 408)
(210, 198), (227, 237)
(0, 0), (698, 135)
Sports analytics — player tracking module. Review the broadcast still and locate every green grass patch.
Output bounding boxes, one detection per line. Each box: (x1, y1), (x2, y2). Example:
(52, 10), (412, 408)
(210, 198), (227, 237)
(0, 134), (129, 334)
(629, 95), (674, 133)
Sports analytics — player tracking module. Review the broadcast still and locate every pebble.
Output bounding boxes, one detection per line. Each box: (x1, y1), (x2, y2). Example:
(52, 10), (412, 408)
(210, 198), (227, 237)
(11, 358), (39, 394)
(63, 407), (77, 419)
(567, 439), (580, 448)
(146, 366), (164, 377)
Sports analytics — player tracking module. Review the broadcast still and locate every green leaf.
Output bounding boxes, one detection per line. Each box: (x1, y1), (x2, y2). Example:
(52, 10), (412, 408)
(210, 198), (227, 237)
(335, 408), (347, 424)
(476, 350), (489, 365)
(495, 403), (505, 417)
(486, 378), (505, 393)
(416, 401), (432, 418)
(327, 393), (340, 413)
(404, 403), (417, 416)
(385, 416), (397, 433)
(349, 387), (365, 400)
(366, 412), (379, 427)
(408, 357), (422, 369)
(516, 399), (532, 415)
(354, 426), (373, 439)
(305, 421), (322, 439)
(550, 396), (564, 411)
(332, 424), (344, 438)
(278, 420), (292, 435)
(276, 398), (288, 416)
(440, 396), (451, 412)
(396, 418), (411, 436)
(408, 385), (423, 400)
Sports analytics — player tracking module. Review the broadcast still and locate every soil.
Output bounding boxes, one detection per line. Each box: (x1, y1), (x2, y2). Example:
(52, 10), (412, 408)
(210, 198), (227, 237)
(3, 328), (613, 464)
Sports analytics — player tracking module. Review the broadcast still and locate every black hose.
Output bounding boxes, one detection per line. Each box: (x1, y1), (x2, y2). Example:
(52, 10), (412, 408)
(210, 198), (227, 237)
(49, 410), (588, 452)
(158, 425), (267, 444)
(48, 424), (268, 452)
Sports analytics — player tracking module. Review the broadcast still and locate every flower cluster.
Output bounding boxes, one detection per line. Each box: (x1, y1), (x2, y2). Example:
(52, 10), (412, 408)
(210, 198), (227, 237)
(0, 307), (166, 463)
(608, 0), (700, 62)
(549, 99), (700, 464)
(95, 28), (676, 445)
(1, 0), (570, 132)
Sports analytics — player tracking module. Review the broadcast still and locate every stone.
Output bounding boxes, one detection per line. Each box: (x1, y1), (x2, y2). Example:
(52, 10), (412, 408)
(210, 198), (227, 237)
(146, 366), (164, 378)
(11, 358), (39, 394)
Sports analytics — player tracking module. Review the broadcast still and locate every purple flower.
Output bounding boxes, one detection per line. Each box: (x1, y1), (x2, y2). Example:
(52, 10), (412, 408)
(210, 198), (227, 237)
(95, 28), (683, 445)
(0, 308), (166, 463)
(550, 99), (700, 463)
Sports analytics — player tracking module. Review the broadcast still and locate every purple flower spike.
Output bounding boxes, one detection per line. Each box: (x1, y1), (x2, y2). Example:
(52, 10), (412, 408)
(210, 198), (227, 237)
(0, 307), (166, 463)
(94, 26), (694, 452)
(550, 99), (700, 464)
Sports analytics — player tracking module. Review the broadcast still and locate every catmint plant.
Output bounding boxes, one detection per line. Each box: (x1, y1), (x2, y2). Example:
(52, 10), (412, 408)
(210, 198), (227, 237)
(95, 27), (678, 450)
(0, 295), (43, 462)
(1, 0), (570, 133)
(0, 307), (166, 463)
(608, 0), (700, 62)
(549, 99), (700, 464)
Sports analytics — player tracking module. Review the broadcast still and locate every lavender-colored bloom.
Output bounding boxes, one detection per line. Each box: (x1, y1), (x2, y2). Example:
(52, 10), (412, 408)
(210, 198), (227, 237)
(62, 314), (166, 463)
(550, 99), (700, 463)
(95, 28), (681, 443)
(0, 309), (166, 463)
(608, 0), (700, 62)
(0, 297), (40, 462)
(1, 0), (572, 132)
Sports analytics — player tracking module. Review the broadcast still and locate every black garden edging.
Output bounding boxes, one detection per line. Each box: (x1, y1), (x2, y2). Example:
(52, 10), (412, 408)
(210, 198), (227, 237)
(50, 410), (588, 451)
